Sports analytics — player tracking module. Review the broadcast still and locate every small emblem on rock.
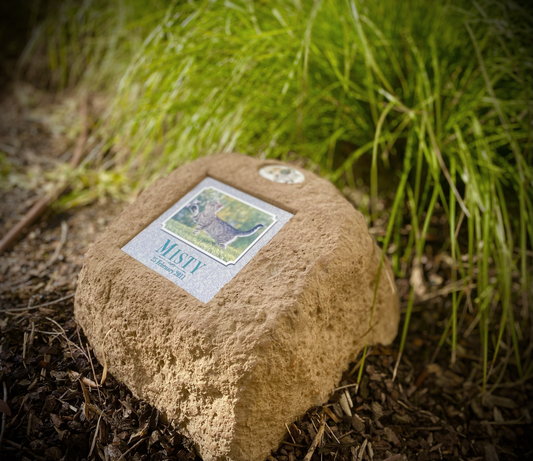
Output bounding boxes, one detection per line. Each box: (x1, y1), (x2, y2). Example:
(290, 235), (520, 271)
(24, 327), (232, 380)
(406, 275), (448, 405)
(259, 165), (305, 184)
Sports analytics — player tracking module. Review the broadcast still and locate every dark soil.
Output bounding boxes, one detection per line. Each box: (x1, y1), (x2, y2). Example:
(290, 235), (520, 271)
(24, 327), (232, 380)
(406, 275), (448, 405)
(1, 85), (532, 461)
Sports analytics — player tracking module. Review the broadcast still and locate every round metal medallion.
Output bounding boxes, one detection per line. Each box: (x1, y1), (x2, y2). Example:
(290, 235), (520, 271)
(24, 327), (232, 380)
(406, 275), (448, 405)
(259, 165), (305, 184)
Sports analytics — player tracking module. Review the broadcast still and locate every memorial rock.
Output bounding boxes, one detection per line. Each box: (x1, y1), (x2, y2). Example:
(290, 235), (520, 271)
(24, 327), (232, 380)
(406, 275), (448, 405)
(74, 152), (399, 461)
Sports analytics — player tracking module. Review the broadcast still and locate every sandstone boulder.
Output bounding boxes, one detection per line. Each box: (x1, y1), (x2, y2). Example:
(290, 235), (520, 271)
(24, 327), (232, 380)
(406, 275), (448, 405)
(74, 152), (399, 460)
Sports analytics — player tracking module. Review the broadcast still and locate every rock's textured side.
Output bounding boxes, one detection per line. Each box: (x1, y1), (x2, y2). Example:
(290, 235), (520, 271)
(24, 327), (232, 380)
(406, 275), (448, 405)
(74, 153), (399, 461)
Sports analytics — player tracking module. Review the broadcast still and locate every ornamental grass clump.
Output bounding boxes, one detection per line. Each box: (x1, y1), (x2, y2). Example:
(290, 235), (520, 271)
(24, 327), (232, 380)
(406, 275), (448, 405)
(23, 0), (533, 388)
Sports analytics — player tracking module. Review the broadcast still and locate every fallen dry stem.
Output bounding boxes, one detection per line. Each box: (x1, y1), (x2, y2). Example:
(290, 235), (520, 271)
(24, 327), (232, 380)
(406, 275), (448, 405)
(41, 220), (68, 271)
(100, 328), (113, 386)
(79, 379), (91, 420)
(89, 414), (102, 458)
(322, 405), (340, 424)
(303, 413), (326, 461)
(2, 438), (46, 461)
(87, 404), (113, 424)
(0, 94), (89, 255)
(117, 436), (149, 461)
(2, 293), (75, 313)
(85, 341), (104, 403)
(45, 316), (82, 362)
(285, 422), (296, 445)
(0, 381), (7, 451)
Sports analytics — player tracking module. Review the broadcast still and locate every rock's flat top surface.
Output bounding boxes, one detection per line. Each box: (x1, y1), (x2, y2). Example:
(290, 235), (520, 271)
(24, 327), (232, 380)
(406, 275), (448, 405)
(74, 153), (399, 461)
(122, 176), (294, 302)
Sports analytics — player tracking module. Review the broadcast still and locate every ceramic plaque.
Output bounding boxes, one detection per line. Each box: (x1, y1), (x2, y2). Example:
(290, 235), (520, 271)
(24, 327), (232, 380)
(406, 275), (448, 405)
(122, 177), (293, 302)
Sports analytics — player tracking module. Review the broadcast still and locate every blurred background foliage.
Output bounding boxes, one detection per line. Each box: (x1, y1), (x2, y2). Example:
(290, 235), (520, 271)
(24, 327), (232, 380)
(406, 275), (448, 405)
(14, 0), (533, 386)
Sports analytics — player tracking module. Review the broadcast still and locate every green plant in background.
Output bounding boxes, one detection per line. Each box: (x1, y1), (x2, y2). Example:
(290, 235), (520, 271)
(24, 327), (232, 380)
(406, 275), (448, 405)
(23, 0), (532, 389)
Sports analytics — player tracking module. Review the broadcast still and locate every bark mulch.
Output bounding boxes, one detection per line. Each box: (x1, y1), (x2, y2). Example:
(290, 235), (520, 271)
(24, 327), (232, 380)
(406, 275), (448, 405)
(1, 85), (532, 461)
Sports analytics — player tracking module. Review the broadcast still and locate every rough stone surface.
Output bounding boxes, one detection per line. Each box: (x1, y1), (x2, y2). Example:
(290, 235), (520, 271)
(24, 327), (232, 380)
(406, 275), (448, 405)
(74, 153), (400, 461)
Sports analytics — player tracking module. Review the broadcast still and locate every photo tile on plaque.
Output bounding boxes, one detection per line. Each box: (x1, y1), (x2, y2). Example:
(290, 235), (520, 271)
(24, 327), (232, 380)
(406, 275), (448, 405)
(122, 177), (294, 303)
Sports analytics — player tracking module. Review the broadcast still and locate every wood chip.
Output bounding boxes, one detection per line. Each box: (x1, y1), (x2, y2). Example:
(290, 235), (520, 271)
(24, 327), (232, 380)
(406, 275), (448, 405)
(50, 413), (63, 427)
(482, 393), (518, 409)
(322, 406), (340, 424)
(371, 401), (383, 420)
(382, 455), (402, 461)
(339, 393), (352, 417)
(352, 413), (365, 433)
